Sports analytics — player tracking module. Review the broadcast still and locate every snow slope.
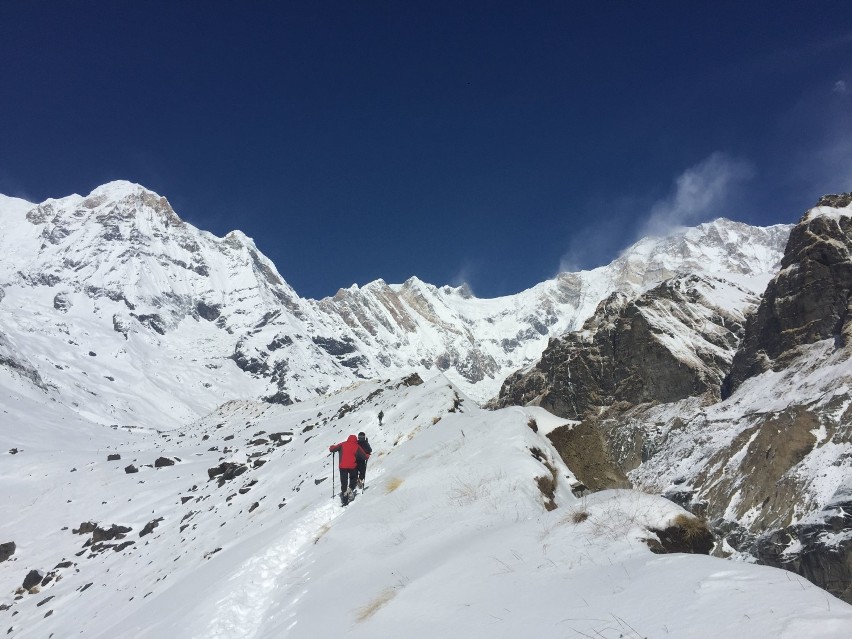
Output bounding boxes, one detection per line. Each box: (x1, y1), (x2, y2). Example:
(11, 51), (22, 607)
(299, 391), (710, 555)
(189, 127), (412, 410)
(2, 376), (850, 638)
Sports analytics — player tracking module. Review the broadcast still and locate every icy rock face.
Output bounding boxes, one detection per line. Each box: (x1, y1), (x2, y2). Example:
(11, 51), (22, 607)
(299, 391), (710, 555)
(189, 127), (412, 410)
(725, 194), (852, 394)
(755, 492), (852, 603)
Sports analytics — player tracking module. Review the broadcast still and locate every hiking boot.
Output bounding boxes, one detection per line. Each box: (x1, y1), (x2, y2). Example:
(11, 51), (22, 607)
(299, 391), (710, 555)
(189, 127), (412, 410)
(357, 479), (364, 489)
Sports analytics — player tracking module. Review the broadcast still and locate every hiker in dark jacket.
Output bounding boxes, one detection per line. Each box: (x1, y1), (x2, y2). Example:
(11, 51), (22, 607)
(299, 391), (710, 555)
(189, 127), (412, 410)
(329, 434), (368, 505)
(356, 431), (372, 489)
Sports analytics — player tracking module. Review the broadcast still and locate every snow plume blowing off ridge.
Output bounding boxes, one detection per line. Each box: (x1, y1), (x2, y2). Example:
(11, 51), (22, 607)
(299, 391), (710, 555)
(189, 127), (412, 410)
(558, 152), (754, 274)
(638, 151), (755, 239)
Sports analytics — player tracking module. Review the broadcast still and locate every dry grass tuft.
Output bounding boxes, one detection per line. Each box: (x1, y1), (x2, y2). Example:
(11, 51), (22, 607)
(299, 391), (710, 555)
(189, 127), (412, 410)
(672, 513), (710, 542)
(355, 587), (397, 622)
(384, 476), (404, 494)
(527, 417), (538, 432)
(432, 416), (441, 425)
(535, 474), (557, 511)
(570, 509), (590, 523)
(448, 477), (489, 506)
(531, 447), (558, 511)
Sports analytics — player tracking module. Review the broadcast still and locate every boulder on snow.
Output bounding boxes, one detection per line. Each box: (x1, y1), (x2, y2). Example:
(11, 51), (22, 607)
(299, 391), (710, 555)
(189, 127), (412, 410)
(107, 453), (121, 461)
(154, 457), (175, 468)
(124, 464), (138, 474)
(22, 570), (44, 591)
(0, 542), (15, 562)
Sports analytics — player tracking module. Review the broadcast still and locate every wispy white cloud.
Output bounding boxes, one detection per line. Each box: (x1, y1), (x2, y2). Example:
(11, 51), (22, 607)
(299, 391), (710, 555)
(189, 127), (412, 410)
(638, 152), (754, 238)
(833, 80), (848, 95)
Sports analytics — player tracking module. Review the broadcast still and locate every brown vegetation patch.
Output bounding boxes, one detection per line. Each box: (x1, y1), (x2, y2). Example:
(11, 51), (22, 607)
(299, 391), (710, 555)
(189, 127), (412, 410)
(647, 514), (714, 554)
(547, 421), (629, 491)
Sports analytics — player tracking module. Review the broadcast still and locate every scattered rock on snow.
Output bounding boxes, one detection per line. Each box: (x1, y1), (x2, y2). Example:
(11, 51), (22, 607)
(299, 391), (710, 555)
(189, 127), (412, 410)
(107, 453), (121, 461)
(124, 464), (138, 474)
(0, 542), (15, 562)
(72, 522), (97, 535)
(139, 518), (164, 537)
(207, 462), (248, 483)
(92, 524), (132, 543)
(154, 457), (175, 468)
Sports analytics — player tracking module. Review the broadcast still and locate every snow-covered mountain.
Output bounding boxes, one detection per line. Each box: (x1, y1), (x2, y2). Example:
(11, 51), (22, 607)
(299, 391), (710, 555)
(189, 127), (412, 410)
(0, 181), (790, 430)
(3, 375), (851, 638)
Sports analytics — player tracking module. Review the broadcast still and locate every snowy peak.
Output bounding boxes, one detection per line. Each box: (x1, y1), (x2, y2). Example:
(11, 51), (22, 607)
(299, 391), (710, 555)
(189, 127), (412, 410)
(603, 217), (792, 292)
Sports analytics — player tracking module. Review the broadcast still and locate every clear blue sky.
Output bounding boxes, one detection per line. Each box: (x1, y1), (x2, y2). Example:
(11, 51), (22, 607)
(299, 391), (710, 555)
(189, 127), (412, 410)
(1, 2), (850, 299)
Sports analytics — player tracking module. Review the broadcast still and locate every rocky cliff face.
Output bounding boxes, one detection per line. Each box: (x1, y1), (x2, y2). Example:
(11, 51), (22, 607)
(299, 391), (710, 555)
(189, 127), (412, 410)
(725, 196), (852, 394)
(495, 194), (852, 602)
(495, 275), (756, 420)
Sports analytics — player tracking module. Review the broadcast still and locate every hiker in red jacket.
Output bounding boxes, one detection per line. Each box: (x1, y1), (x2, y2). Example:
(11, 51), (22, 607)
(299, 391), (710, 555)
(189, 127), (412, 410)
(329, 434), (369, 505)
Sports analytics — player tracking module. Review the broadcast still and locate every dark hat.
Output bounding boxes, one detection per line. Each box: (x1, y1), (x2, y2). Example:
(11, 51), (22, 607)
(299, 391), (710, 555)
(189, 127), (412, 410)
(358, 432), (366, 439)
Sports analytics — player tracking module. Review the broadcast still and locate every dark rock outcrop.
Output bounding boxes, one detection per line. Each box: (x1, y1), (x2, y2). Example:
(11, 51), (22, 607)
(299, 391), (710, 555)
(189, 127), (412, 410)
(154, 457), (175, 468)
(73, 522), (97, 535)
(263, 391), (293, 405)
(208, 462), (248, 484)
(92, 524), (132, 543)
(194, 301), (221, 321)
(754, 496), (852, 604)
(726, 198), (852, 394)
(139, 518), (164, 537)
(124, 464), (138, 474)
(53, 292), (71, 312)
(22, 570), (44, 591)
(0, 542), (15, 562)
(107, 453), (121, 461)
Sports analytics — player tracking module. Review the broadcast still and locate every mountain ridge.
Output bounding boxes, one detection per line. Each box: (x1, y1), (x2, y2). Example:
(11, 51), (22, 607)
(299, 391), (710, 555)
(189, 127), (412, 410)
(0, 181), (791, 428)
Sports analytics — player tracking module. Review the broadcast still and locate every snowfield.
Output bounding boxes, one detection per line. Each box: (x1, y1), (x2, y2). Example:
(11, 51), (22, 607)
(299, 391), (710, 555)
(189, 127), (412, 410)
(2, 375), (850, 638)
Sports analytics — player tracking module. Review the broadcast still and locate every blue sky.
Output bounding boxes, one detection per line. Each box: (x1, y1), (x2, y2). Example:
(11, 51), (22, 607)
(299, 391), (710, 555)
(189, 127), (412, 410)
(1, 2), (850, 299)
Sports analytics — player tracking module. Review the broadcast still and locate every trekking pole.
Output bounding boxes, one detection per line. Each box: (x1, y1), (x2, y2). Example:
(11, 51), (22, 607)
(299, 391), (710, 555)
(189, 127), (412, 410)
(331, 452), (335, 500)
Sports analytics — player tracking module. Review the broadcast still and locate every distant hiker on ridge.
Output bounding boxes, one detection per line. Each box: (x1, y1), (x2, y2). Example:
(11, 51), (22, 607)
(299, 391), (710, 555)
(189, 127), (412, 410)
(356, 431), (372, 489)
(378, 410), (384, 426)
(329, 434), (369, 506)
